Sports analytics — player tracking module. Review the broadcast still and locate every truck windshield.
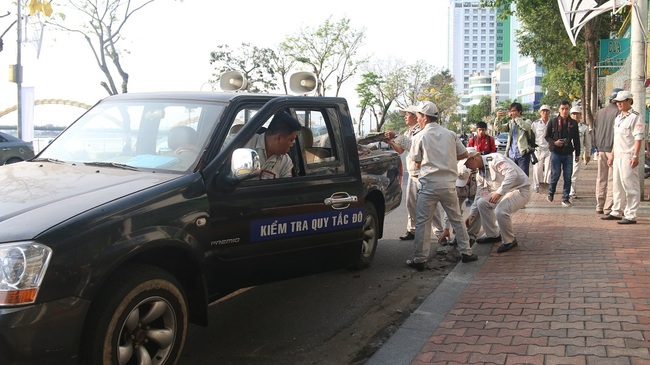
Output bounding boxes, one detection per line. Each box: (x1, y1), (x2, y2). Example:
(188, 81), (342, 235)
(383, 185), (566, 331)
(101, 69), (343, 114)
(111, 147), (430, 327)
(39, 99), (225, 172)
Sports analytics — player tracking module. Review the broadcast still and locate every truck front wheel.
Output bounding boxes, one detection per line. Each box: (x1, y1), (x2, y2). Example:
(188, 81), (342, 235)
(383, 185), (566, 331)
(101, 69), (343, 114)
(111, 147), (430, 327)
(82, 265), (188, 365)
(352, 202), (378, 269)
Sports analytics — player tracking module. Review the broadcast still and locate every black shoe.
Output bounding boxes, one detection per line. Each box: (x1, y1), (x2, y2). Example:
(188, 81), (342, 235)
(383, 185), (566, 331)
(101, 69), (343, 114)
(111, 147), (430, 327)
(601, 214), (622, 221)
(497, 240), (518, 253)
(546, 194), (554, 202)
(406, 259), (425, 271)
(399, 232), (415, 240)
(461, 253), (478, 263)
(618, 218), (637, 224)
(476, 235), (502, 244)
(448, 238), (457, 246)
(469, 238), (475, 247)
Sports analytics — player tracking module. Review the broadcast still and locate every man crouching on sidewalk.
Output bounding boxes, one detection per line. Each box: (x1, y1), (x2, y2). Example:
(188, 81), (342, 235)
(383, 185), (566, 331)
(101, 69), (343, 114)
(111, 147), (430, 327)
(464, 151), (531, 253)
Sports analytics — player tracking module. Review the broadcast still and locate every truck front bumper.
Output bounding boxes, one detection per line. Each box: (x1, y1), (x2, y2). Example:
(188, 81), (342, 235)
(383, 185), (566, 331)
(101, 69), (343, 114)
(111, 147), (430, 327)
(0, 296), (90, 365)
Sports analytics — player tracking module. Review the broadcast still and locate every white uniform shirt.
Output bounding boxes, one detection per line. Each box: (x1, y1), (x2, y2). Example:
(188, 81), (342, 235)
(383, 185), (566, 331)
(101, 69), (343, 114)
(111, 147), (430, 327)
(410, 122), (466, 190)
(613, 109), (645, 157)
(394, 124), (421, 176)
(469, 153), (530, 217)
(531, 119), (550, 150)
(577, 122), (592, 158)
(245, 134), (293, 179)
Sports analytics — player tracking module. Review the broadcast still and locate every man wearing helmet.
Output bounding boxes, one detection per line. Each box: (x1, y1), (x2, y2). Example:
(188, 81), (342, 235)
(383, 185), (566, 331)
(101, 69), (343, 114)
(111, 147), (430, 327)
(592, 88), (621, 214)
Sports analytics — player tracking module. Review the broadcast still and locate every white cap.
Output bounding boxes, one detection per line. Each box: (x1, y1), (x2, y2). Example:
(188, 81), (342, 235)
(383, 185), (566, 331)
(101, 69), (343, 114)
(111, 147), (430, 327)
(570, 106), (582, 114)
(398, 105), (419, 116)
(456, 147), (479, 187)
(414, 101), (439, 117)
(613, 90), (633, 102)
(539, 104), (551, 111)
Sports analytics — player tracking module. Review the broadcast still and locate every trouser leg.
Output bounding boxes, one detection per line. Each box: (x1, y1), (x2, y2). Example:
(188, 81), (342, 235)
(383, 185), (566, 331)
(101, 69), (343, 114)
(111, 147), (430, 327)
(611, 158), (624, 217)
(495, 189), (531, 243)
(413, 182), (437, 263)
(437, 188), (473, 255)
(405, 176), (418, 233)
(620, 157), (641, 220)
(596, 152), (613, 212)
(476, 197), (500, 238)
(548, 153), (561, 195)
(562, 155), (573, 202)
(570, 154), (580, 196)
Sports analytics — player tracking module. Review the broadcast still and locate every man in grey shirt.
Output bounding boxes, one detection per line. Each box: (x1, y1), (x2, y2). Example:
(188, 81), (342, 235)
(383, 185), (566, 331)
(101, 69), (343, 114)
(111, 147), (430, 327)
(592, 88), (620, 214)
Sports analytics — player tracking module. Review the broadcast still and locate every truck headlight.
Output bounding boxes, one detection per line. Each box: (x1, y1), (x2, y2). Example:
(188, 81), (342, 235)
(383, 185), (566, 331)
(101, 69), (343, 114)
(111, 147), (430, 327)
(0, 242), (52, 306)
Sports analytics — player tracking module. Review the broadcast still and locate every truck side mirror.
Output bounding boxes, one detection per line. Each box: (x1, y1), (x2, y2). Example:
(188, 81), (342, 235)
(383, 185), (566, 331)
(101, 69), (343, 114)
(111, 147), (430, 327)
(227, 148), (261, 184)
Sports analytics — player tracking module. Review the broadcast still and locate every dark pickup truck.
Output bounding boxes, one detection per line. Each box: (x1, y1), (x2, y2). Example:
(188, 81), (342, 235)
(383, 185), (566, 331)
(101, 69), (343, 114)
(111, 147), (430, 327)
(0, 92), (402, 364)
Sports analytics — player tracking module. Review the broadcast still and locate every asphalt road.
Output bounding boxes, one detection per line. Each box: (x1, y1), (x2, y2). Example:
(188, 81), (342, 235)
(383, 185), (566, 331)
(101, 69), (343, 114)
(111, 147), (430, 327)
(178, 178), (457, 365)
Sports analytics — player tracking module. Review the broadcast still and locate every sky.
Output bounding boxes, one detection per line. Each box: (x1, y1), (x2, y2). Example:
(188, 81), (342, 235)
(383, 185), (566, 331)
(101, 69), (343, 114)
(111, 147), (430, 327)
(0, 0), (450, 129)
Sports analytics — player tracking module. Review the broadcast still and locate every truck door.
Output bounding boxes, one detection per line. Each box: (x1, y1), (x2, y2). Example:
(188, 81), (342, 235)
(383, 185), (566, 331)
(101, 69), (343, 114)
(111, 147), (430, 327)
(205, 103), (364, 291)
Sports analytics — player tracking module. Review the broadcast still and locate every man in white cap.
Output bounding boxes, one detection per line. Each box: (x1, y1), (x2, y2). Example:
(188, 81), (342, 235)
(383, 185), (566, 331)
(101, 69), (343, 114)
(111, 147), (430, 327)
(464, 149), (531, 253)
(569, 106), (591, 198)
(592, 88), (621, 214)
(407, 101), (478, 271)
(531, 105), (552, 193)
(383, 105), (445, 241)
(601, 90), (645, 224)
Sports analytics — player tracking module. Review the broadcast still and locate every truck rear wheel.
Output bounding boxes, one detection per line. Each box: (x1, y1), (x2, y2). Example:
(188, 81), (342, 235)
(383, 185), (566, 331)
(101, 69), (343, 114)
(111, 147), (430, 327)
(82, 265), (188, 365)
(352, 203), (378, 269)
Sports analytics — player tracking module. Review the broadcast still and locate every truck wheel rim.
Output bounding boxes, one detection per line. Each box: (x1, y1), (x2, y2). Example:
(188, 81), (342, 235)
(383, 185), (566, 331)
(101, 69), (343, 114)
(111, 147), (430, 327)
(117, 296), (176, 365)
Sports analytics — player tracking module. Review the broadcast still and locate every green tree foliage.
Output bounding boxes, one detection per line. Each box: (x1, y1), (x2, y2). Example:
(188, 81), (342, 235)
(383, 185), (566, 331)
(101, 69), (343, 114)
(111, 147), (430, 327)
(282, 16), (367, 96)
(209, 43), (277, 93)
(466, 95), (492, 124)
(355, 72), (381, 135)
(47, 0), (165, 96)
(417, 69), (459, 123)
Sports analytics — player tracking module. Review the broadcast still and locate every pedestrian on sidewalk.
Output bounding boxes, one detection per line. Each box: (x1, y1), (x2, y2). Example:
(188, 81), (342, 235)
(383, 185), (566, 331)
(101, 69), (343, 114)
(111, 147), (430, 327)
(601, 90), (646, 224)
(531, 105), (552, 193)
(384, 105), (445, 242)
(592, 88), (621, 214)
(497, 102), (534, 176)
(569, 106), (591, 199)
(464, 151), (531, 253)
(407, 101), (478, 271)
(468, 121), (497, 155)
(545, 100), (580, 207)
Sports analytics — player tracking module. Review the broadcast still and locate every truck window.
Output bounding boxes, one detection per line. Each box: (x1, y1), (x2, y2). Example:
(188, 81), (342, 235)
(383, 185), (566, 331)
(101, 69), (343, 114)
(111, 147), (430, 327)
(293, 108), (344, 176)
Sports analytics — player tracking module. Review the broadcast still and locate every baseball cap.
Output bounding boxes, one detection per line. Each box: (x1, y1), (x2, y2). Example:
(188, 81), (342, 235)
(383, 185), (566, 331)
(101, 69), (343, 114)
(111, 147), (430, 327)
(609, 88), (623, 100)
(398, 105), (419, 115)
(456, 147), (479, 187)
(539, 104), (551, 111)
(613, 90), (633, 102)
(570, 106), (582, 114)
(414, 101), (439, 117)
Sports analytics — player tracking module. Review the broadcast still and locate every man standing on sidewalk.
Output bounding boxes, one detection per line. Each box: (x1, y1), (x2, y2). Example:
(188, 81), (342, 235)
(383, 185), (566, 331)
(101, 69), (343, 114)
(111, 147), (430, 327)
(407, 101), (478, 271)
(592, 88), (621, 214)
(468, 121), (497, 155)
(384, 105), (445, 242)
(601, 90), (646, 224)
(531, 105), (552, 193)
(497, 102), (534, 176)
(569, 106), (591, 199)
(464, 151), (531, 253)
(545, 100), (581, 207)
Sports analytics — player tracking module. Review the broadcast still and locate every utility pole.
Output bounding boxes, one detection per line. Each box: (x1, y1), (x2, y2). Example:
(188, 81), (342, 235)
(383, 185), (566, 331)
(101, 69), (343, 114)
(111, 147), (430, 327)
(16, 0), (23, 140)
(630, 0), (647, 197)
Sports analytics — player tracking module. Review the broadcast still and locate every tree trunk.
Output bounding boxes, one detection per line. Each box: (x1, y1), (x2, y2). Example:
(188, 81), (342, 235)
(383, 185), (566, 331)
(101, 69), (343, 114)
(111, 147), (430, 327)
(584, 18), (600, 127)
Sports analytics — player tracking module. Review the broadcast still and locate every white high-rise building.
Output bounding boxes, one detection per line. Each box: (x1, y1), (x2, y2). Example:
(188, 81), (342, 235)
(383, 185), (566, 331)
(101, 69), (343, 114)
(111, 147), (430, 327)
(448, 0), (499, 98)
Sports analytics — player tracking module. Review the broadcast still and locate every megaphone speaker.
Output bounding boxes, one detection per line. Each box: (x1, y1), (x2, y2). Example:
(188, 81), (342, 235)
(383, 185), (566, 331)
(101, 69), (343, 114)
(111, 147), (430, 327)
(289, 72), (318, 95)
(220, 71), (248, 92)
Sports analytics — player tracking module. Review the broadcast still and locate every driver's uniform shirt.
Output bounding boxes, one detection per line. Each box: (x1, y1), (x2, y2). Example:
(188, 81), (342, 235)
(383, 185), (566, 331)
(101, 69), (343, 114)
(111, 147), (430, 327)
(245, 134), (293, 179)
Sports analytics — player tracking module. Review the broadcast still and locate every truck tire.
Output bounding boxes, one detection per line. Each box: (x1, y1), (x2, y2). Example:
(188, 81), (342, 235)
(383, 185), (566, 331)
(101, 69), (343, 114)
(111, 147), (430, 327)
(82, 264), (188, 365)
(352, 202), (378, 269)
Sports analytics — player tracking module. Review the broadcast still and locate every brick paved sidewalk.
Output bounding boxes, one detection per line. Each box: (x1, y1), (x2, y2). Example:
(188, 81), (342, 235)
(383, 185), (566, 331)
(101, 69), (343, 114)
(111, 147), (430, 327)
(372, 161), (650, 365)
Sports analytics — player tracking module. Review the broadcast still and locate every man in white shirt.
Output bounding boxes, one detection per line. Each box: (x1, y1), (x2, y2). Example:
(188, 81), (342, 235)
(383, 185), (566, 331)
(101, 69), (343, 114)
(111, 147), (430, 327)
(408, 101), (478, 271)
(531, 105), (552, 193)
(245, 111), (302, 179)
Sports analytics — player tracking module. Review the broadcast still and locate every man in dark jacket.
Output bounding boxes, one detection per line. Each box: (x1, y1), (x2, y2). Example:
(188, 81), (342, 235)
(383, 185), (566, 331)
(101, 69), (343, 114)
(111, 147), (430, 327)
(545, 100), (581, 207)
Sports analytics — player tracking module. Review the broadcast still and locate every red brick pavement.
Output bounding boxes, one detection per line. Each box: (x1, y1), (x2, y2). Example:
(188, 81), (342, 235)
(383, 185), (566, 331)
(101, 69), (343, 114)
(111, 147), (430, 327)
(412, 162), (650, 365)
